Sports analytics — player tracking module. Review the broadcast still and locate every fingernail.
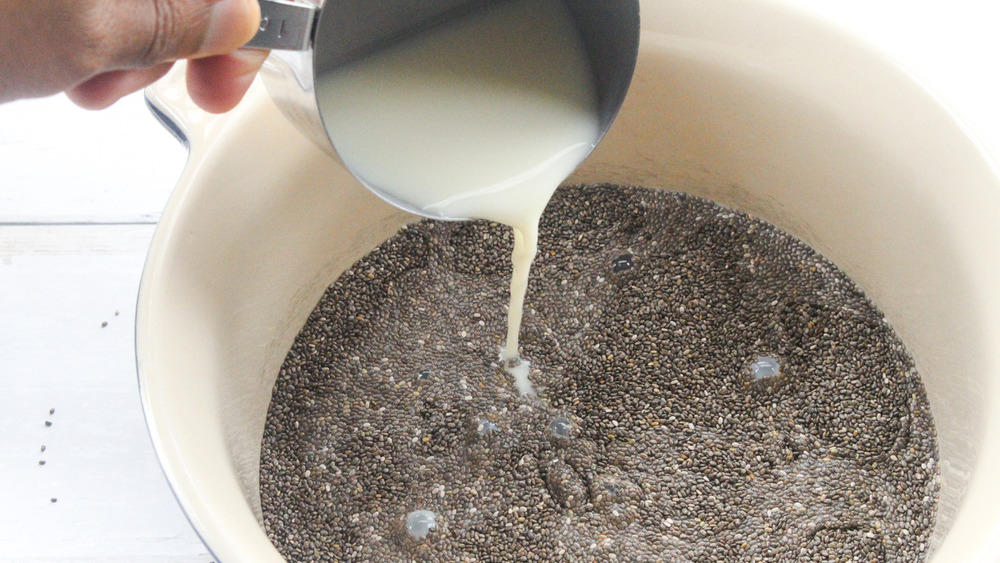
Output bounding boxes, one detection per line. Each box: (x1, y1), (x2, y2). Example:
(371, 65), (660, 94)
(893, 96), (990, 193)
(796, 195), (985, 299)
(201, 0), (261, 55)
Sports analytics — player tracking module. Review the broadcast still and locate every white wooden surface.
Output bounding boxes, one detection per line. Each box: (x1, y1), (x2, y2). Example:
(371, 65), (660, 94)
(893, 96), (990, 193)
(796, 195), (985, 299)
(0, 3), (999, 562)
(0, 93), (212, 562)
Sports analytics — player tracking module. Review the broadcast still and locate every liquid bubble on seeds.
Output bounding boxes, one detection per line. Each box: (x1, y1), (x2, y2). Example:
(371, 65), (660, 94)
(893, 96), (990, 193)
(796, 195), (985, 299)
(591, 474), (639, 505)
(406, 510), (437, 539)
(611, 253), (634, 273)
(477, 419), (499, 435)
(750, 355), (781, 380)
(601, 481), (620, 499)
(415, 369), (433, 383)
(549, 416), (573, 439)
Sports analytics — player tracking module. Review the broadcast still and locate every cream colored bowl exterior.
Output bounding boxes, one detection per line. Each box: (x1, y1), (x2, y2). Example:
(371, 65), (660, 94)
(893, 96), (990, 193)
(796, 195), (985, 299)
(139, 1), (1000, 561)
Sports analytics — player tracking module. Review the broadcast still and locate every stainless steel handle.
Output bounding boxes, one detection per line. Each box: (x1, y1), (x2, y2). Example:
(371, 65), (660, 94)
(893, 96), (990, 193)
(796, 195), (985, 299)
(245, 0), (318, 51)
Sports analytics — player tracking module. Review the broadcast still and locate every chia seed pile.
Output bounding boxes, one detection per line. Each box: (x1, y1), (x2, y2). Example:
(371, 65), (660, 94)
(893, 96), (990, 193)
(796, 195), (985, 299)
(260, 184), (939, 562)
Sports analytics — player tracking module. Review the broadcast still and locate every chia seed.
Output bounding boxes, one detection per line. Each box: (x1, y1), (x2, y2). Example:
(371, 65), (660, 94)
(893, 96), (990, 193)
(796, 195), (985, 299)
(260, 184), (939, 562)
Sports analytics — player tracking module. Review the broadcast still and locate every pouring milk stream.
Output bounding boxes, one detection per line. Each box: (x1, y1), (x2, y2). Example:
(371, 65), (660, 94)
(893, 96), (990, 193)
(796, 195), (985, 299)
(248, 0), (638, 395)
(318, 0), (597, 395)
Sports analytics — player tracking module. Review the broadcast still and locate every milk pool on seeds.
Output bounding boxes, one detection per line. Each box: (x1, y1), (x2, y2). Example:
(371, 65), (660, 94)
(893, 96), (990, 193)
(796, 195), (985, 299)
(259, 185), (940, 562)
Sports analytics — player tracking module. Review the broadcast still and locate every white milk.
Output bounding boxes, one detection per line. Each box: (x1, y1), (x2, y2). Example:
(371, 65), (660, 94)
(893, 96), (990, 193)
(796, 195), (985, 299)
(317, 0), (600, 393)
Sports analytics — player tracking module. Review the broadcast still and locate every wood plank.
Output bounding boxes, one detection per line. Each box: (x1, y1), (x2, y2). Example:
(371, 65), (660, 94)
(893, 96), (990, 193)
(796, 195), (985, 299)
(0, 225), (156, 259)
(0, 93), (186, 224)
(0, 225), (212, 562)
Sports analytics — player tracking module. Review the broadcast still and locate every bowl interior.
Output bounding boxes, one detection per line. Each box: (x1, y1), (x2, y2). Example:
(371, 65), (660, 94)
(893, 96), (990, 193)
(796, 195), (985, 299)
(138, 1), (1000, 561)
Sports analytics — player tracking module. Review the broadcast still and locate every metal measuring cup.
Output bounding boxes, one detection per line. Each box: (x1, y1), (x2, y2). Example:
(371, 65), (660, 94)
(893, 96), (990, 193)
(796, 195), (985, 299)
(244, 0), (640, 219)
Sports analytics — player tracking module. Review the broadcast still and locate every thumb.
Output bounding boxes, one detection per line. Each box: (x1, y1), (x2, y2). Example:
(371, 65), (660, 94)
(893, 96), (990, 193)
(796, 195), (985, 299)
(109, 0), (261, 68)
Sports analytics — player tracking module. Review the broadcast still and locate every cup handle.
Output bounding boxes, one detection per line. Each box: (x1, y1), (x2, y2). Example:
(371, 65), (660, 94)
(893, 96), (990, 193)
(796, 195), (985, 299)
(143, 63), (210, 153)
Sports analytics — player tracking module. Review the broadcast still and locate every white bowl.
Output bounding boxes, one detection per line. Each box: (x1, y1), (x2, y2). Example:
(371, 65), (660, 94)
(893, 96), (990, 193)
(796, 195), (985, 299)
(139, 0), (1000, 560)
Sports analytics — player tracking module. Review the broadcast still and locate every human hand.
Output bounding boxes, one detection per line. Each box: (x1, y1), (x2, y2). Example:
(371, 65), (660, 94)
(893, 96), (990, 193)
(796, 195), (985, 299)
(0, 0), (268, 113)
